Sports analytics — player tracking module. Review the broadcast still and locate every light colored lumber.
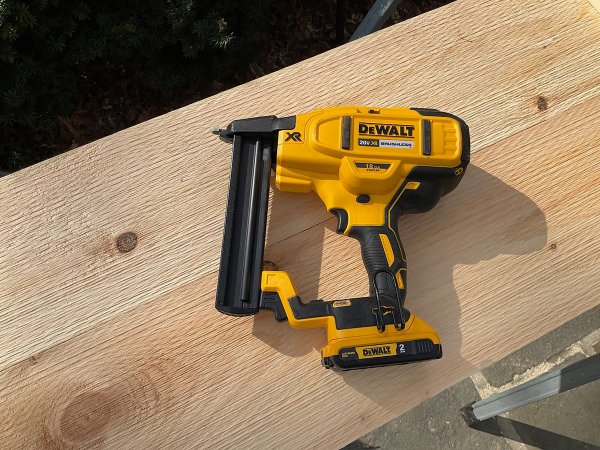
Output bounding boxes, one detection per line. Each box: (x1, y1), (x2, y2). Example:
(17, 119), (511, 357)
(1, 0), (599, 371)
(1, 0), (599, 448)
(588, 0), (600, 13)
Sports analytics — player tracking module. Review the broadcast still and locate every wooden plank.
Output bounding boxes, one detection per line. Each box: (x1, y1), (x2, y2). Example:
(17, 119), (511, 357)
(588, 0), (600, 13)
(1, 0), (599, 371)
(1, 97), (598, 449)
(0, 0), (599, 448)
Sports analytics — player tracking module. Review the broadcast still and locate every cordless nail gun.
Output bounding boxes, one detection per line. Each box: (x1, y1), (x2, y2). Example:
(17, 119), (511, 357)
(213, 107), (469, 370)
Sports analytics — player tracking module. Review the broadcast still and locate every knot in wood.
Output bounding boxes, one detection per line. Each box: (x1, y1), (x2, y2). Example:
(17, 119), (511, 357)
(60, 392), (112, 443)
(116, 232), (137, 253)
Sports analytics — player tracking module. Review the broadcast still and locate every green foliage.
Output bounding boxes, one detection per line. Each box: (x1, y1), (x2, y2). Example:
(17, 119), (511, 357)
(0, 0), (270, 171)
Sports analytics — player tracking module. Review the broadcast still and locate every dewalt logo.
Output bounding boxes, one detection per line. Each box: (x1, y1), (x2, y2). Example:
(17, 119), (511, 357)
(358, 122), (414, 138)
(357, 344), (397, 359)
(362, 346), (391, 356)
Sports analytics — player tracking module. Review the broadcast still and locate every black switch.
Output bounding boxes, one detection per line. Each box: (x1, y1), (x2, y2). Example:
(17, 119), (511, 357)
(330, 208), (349, 233)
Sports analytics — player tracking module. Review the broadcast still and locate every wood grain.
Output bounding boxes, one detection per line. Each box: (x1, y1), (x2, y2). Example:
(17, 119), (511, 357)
(588, 0), (600, 13)
(1, 0), (599, 448)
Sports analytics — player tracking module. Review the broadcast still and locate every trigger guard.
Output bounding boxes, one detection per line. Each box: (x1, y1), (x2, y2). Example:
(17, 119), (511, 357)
(330, 208), (349, 234)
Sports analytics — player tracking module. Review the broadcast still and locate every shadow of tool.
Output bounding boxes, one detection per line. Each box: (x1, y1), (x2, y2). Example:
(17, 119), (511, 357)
(251, 180), (329, 356)
(340, 165), (548, 404)
(467, 417), (600, 450)
(252, 166), (549, 383)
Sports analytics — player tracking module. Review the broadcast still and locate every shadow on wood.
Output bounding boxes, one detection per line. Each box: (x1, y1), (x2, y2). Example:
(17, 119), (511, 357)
(339, 165), (548, 403)
(253, 185), (327, 356)
(250, 165), (548, 382)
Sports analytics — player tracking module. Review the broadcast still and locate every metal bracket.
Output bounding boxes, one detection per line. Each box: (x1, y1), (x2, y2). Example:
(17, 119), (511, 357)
(462, 353), (600, 423)
(350, 0), (403, 42)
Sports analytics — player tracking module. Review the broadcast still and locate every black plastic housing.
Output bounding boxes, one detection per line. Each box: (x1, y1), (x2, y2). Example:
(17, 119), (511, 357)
(215, 115), (295, 316)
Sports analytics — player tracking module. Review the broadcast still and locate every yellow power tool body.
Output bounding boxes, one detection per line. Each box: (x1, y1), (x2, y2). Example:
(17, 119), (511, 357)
(214, 106), (469, 370)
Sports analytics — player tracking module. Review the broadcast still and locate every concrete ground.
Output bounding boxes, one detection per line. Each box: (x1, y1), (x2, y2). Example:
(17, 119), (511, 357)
(343, 304), (600, 450)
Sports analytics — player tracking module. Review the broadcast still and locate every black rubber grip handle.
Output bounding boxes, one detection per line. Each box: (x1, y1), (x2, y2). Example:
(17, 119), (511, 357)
(348, 221), (407, 304)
